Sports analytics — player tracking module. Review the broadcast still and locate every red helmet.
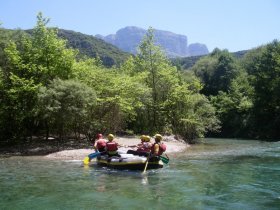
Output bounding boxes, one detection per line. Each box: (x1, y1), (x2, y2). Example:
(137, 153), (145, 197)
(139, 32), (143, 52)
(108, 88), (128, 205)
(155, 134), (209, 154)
(97, 133), (103, 139)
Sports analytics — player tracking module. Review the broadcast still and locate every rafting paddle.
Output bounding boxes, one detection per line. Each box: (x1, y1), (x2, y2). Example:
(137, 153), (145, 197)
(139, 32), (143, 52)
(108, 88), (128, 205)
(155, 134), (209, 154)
(142, 153), (150, 174)
(83, 151), (101, 165)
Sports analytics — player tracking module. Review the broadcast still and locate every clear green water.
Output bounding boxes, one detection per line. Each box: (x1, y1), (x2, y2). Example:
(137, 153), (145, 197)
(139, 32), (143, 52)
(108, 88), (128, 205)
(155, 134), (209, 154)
(1, 139), (280, 210)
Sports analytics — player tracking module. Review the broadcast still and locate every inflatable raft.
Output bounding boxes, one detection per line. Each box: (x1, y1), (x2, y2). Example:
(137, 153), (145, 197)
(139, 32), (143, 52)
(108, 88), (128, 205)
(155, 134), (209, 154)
(96, 153), (164, 170)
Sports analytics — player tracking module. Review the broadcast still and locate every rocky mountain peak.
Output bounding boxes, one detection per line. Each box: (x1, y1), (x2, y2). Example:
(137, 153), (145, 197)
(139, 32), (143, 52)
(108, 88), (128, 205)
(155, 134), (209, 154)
(96, 26), (209, 57)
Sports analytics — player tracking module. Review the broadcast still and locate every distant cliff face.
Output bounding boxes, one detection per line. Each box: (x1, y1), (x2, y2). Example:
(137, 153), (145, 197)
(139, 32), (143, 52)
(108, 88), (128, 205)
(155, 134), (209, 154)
(187, 43), (209, 56)
(96, 26), (209, 57)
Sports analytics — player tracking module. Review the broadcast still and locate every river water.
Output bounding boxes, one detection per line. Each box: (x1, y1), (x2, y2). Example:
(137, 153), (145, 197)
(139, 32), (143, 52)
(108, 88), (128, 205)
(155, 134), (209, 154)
(0, 138), (279, 210)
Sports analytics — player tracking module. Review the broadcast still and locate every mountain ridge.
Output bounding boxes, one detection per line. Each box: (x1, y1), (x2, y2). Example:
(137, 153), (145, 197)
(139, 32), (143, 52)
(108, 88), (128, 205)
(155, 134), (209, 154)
(96, 26), (209, 57)
(56, 29), (130, 67)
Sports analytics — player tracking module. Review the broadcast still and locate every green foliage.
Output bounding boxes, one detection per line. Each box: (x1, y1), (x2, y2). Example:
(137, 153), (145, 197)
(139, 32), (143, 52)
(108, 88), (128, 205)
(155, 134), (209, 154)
(210, 70), (253, 137)
(240, 46), (265, 75)
(0, 28), (9, 68)
(0, 28), (25, 69)
(171, 55), (205, 70)
(3, 12), (280, 145)
(191, 49), (239, 96)
(0, 72), (40, 141)
(37, 79), (96, 140)
(171, 50), (247, 71)
(248, 40), (280, 139)
(166, 82), (220, 142)
(190, 48), (255, 138)
(0, 13), (78, 142)
(208, 41), (280, 139)
(120, 28), (219, 141)
(132, 27), (181, 132)
(93, 71), (146, 133)
(233, 50), (249, 59)
(5, 13), (77, 85)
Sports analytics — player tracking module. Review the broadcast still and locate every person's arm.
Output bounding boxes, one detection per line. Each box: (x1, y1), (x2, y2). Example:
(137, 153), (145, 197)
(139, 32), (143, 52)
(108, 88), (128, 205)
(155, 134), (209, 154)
(93, 140), (98, 151)
(136, 143), (144, 148)
(116, 141), (124, 148)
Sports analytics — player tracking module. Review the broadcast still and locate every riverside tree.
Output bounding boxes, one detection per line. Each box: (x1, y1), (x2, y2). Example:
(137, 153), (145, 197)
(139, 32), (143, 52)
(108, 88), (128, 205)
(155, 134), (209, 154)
(131, 27), (180, 133)
(247, 40), (280, 139)
(73, 58), (148, 134)
(37, 79), (96, 141)
(191, 49), (239, 96)
(210, 70), (253, 137)
(122, 28), (220, 142)
(0, 12), (78, 141)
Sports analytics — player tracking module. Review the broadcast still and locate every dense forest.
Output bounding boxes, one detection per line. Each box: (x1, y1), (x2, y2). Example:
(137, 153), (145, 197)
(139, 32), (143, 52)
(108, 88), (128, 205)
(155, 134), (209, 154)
(171, 50), (248, 70)
(0, 13), (279, 147)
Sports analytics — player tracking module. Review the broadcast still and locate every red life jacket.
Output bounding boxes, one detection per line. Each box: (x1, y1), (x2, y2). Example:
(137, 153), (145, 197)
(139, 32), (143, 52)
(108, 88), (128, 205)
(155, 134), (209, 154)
(106, 141), (118, 152)
(151, 143), (167, 156)
(96, 139), (106, 150)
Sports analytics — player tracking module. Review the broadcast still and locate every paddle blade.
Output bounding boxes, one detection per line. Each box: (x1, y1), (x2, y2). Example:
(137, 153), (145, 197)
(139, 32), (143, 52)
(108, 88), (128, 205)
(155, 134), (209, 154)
(160, 156), (169, 164)
(83, 157), (90, 165)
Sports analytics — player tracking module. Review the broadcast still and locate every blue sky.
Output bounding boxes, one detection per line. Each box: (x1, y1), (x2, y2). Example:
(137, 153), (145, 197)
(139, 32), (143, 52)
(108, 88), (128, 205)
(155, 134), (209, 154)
(1, 0), (280, 52)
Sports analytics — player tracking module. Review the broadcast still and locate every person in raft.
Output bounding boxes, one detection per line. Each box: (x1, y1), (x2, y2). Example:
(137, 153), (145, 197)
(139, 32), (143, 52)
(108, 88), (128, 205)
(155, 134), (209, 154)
(127, 135), (145, 155)
(106, 134), (121, 157)
(127, 135), (152, 157)
(93, 133), (107, 153)
(150, 134), (167, 161)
